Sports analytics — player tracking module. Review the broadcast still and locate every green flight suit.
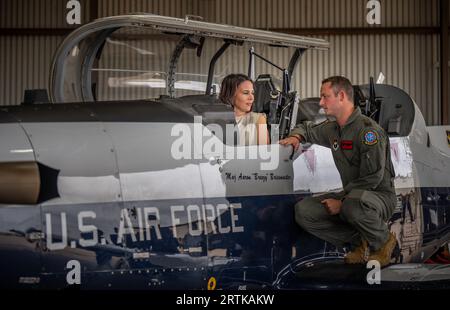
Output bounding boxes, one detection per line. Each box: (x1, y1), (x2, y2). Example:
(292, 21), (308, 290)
(291, 107), (396, 251)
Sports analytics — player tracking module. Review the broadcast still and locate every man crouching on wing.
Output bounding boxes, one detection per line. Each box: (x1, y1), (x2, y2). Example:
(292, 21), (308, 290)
(279, 76), (397, 267)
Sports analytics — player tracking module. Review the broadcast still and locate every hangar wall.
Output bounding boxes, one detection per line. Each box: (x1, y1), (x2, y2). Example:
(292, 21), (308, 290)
(0, 35), (64, 106)
(0, 0), (89, 106)
(0, 0), (91, 28)
(0, 0), (447, 125)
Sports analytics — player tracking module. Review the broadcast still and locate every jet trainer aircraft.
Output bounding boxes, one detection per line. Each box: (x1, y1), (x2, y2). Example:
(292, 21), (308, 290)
(1, 14), (450, 289)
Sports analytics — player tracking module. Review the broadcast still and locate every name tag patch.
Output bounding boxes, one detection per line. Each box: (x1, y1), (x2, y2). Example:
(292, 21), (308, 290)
(341, 140), (353, 150)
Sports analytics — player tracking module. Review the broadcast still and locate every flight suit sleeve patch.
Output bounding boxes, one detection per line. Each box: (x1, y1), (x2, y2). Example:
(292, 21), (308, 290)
(363, 130), (378, 146)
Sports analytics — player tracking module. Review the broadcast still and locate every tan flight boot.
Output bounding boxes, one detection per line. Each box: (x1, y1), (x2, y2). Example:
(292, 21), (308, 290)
(344, 240), (369, 264)
(367, 232), (397, 267)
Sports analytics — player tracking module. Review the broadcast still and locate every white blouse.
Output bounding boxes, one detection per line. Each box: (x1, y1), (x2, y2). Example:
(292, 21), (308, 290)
(235, 112), (265, 146)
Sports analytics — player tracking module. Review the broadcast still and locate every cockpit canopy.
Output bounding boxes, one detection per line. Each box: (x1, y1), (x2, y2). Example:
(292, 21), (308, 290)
(49, 14), (329, 103)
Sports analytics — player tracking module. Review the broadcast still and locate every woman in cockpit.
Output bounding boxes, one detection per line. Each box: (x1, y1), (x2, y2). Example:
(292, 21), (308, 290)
(219, 74), (269, 146)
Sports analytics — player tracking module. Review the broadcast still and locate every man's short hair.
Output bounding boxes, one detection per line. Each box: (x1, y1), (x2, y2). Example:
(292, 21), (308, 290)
(322, 76), (354, 103)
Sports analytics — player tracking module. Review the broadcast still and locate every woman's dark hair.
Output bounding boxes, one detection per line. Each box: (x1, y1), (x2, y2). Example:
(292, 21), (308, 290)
(219, 74), (253, 106)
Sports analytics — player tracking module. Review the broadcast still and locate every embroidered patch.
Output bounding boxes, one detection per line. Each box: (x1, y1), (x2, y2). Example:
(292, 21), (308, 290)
(332, 139), (339, 151)
(341, 140), (353, 150)
(364, 131), (378, 145)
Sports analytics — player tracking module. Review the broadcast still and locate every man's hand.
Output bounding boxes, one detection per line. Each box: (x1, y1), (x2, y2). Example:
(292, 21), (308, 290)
(279, 135), (302, 151)
(321, 198), (342, 215)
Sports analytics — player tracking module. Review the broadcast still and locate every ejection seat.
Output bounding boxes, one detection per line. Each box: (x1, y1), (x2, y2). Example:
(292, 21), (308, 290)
(297, 98), (326, 124)
(253, 74), (283, 128)
(353, 84), (415, 137)
(253, 74), (278, 115)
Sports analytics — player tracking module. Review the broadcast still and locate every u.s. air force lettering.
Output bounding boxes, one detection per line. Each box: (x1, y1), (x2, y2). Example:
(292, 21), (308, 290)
(45, 203), (243, 251)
